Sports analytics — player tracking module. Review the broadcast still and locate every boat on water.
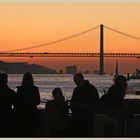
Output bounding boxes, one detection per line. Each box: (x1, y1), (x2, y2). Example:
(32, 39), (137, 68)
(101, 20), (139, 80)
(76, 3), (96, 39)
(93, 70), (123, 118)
(129, 68), (140, 79)
(112, 61), (140, 81)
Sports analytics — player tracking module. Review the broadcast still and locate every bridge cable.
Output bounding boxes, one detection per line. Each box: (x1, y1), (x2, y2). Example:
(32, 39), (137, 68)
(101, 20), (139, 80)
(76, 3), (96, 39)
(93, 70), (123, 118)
(2, 26), (99, 53)
(104, 25), (140, 40)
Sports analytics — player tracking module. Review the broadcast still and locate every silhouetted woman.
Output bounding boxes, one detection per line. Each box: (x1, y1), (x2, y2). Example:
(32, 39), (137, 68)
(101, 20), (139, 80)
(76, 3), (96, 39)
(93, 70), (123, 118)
(45, 88), (69, 137)
(15, 72), (40, 136)
(100, 75), (127, 136)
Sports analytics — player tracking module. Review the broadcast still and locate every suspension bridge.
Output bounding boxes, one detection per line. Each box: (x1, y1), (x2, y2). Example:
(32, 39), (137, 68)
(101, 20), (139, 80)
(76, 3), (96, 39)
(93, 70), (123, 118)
(0, 24), (140, 74)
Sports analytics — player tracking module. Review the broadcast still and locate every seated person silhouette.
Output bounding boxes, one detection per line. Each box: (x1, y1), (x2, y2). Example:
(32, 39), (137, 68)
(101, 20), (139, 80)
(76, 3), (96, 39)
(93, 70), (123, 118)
(100, 75), (128, 136)
(45, 88), (69, 137)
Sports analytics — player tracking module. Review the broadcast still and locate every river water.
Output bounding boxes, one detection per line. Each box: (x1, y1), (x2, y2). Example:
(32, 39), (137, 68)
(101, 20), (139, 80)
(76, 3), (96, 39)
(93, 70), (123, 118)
(8, 74), (140, 102)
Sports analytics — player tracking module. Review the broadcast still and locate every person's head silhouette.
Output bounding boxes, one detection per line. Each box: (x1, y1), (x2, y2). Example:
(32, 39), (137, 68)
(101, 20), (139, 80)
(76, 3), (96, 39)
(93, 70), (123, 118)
(22, 72), (34, 86)
(73, 73), (84, 86)
(0, 73), (8, 86)
(114, 75), (127, 87)
(52, 88), (64, 100)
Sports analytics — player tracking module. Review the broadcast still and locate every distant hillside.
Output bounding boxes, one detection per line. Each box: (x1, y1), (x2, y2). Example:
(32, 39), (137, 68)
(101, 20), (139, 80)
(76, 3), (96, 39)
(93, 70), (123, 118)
(0, 61), (57, 74)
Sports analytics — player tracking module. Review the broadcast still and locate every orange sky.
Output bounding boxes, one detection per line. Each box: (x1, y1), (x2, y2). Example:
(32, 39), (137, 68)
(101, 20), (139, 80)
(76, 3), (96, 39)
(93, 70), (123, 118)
(0, 3), (140, 73)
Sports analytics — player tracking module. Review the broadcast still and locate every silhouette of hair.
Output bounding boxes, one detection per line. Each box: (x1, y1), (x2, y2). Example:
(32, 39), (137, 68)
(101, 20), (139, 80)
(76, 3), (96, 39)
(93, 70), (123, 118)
(114, 75), (127, 86)
(22, 72), (34, 86)
(0, 73), (8, 85)
(52, 87), (64, 100)
(114, 75), (127, 95)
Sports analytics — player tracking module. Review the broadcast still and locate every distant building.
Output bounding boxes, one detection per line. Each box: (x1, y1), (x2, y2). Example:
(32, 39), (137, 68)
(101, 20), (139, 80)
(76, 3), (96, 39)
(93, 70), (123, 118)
(59, 69), (64, 74)
(66, 65), (77, 74)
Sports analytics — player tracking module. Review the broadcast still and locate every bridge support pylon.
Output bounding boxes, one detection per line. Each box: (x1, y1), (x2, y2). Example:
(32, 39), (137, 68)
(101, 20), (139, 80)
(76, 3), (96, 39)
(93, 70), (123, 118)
(99, 24), (105, 75)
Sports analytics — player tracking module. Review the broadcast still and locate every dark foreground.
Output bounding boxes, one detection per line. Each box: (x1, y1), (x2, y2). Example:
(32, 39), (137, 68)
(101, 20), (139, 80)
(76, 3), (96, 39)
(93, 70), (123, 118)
(2, 98), (140, 137)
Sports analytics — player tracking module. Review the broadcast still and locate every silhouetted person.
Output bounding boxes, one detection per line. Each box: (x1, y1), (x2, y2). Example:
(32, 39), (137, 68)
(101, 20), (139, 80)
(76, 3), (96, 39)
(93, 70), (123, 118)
(70, 73), (99, 137)
(15, 72), (40, 136)
(100, 75), (128, 136)
(45, 88), (69, 137)
(0, 73), (15, 136)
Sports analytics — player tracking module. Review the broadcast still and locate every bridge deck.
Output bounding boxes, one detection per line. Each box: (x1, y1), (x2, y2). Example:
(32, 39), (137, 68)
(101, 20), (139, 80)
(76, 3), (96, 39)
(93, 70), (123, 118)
(0, 52), (140, 58)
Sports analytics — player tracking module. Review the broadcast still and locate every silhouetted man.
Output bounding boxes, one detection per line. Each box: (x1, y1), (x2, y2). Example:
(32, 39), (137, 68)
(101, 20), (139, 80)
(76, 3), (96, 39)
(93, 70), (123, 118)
(0, 73), (15, 136)
(70, 73), (99, 137)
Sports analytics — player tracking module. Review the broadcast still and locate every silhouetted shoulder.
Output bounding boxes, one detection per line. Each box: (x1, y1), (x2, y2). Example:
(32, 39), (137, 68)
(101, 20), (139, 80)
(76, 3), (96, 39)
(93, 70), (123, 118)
(17, 85), (38, 89)
(17, 85), (39, 94)
(84, 80), (99, 96)
(84, 80), (96, 88)
(107, 84), (125, 97)
(45, 100), (53, 109)
(7, 86), (16, 94)
(33, 86), (39, 91)
(8, 87), (16, 101)
(88, 82), (98, 91)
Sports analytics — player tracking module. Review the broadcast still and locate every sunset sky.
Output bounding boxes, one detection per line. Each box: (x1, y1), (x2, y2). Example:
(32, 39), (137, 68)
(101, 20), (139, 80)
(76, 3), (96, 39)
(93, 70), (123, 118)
(0, 0), (140, 73)
(0, 0), (139, 2)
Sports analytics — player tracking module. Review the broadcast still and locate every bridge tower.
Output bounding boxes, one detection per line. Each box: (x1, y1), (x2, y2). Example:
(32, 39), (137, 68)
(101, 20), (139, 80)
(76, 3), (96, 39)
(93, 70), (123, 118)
(99, 24), (105, 75)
